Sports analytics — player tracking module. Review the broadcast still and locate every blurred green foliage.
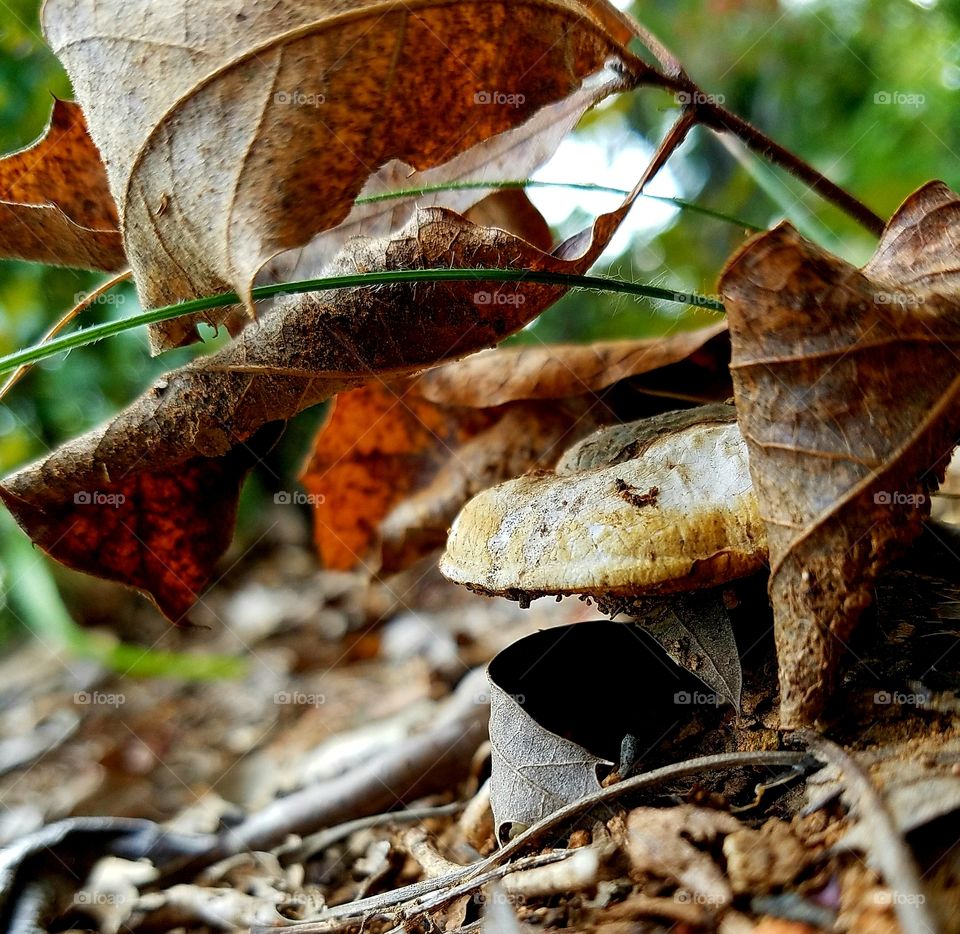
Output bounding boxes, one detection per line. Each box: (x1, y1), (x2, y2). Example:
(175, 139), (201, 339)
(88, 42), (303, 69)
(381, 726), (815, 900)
(530, 0), (960, 341)
(0, 0), (956, 643)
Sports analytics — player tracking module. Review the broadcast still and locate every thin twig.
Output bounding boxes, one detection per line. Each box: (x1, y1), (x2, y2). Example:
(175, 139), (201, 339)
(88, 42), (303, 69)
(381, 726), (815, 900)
(692, 98), (885, 236)
(614, 9), (884, 235)
(803, 733), (941, 934)
(156, 670), (488, 886)
(278, 803), (463, 867)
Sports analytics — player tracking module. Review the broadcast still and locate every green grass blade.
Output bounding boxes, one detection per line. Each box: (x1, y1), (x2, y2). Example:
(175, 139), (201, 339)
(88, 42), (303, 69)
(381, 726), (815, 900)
(0, 267), (724, 378)
(355, 179), (763, 231)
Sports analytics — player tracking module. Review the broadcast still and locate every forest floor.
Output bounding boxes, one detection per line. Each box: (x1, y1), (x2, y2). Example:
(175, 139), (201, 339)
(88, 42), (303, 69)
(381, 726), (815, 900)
(1, 503), (959, 934)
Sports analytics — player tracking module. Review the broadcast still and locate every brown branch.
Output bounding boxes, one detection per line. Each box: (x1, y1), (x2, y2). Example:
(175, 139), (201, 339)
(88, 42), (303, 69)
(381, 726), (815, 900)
(695, 101), (885, 237)
(614, 12), (886, 237)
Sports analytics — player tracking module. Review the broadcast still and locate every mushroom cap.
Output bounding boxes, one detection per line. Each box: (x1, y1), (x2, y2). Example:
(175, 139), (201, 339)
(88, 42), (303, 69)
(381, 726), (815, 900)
(439, 406), (767, 599)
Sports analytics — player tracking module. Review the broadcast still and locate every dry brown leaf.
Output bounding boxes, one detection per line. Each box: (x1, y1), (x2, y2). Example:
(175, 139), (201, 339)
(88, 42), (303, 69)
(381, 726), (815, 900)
(1, 177), (637, 620)
(303, 324), (729, 572)
(720, 180), (960, 727)
(415, 323), (728, 407)
(0, 99), (124, 270)
(627, 805), (743, 910)
(44, 0), (649, 348)
(464, 189), (554, 253)
(256, 76), (620, 294)
(722, 820), (808, 895)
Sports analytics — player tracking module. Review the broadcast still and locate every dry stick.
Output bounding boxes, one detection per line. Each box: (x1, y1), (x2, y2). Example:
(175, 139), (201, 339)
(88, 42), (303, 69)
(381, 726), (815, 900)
(282, 749), (806, 931)
(803, 733), (941, 934)
(694, 101), (885, 237)
(394, 849), (575, 924)
(259, 851), (574, 934)
(616, 12), (884, 237)
(278, 803), (463, 867)
(0, 268), (132, 402)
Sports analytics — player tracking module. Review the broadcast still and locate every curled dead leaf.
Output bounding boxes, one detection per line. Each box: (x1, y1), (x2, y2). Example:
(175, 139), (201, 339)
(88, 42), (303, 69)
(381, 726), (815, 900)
(486, 621), (714, 839)
(720, 180), (960, 727)
(1, 179), (639, 620)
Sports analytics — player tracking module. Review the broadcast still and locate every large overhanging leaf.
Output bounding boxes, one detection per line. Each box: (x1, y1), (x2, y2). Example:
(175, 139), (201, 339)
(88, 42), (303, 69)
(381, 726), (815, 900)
(43, 0), (648, 349)
(720, 180), (960, 728)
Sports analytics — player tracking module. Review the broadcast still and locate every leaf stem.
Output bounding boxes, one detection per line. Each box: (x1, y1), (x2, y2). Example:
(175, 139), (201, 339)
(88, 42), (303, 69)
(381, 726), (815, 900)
(616, 12), (885, 236)
(0, 268), (723, 378)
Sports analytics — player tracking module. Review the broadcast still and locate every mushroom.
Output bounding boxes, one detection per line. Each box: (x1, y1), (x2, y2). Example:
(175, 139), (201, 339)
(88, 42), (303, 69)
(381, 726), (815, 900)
(439, 404), (767, 604)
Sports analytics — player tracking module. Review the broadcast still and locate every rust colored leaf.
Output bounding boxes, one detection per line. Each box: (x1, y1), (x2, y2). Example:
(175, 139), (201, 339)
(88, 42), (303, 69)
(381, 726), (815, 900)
(0, 99), (124, 271)
(1, 182), (637, 621)
(303, 381), (499, 571)
(720, 180), (960, 727)
(303, 323), (729, 573)
(44, 0), (649, 348)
